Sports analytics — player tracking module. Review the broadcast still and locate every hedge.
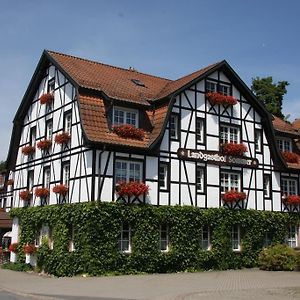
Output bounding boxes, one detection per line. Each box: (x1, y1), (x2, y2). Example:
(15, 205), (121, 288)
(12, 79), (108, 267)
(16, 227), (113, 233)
(10, 202), (300, 276)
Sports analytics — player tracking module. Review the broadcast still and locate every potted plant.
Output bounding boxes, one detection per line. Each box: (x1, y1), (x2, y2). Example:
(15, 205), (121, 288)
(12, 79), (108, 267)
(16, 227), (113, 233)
(54, 132), (71, 144)
(34, 187), (50, 198)
(221, 143), (247, 156)
(222, 190), (246, 203)
(112, 124), (145, 140)
(37, 139), (52, 151)
(281, 151), (298, 163)
(53, 184), (69, 196)
(283, 195), (300, 205)
(21, 145), (35, 156)
(23, 243), (36, 255)
(19, 190), (31, 201)
(116, 181), (149, 197)
(39, 93), (54, 105)
(8, 243), (18, 253)
(206, 92), (237, 106)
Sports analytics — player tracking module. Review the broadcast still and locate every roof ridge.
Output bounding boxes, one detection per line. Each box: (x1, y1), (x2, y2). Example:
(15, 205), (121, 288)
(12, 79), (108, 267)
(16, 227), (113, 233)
(46, 50), (172, 82)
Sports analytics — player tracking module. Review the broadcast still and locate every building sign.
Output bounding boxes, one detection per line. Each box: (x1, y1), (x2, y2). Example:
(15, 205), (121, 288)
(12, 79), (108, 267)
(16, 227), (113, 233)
(177, 148), (259, 168)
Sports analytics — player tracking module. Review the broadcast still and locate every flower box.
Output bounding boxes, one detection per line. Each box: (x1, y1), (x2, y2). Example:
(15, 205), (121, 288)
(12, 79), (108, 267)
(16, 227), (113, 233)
(23, 244), (36, 254)
(281, 151), (298, 163)
(206, 92), (237, 106)
(222, 190), (246, 203)
(8, 243), (18, 253)
(112, 124), (145, 140)
(53, 184), (68, 196)
(54, 132), (71, 144)
(21, 145), (35, 156)
(221, 143), (247, 156)
(19, 190), (31, 201)
(40, 93), (54, 105)
(283, 195), (300, 205)
(35, 187), (50, 198)
(6, 179), (14, 186)
(116, 181), (149, 197)
(37, 139), (52, 150)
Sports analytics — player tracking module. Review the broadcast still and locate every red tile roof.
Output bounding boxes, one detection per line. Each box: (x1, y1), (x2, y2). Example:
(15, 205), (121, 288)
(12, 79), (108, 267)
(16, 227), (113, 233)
(272, 115), (299, 135)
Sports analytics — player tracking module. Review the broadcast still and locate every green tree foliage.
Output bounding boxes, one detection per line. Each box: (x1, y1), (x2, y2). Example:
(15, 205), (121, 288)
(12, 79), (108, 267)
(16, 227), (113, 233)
(251, 77), (289, 118)
(0, 160), (6, 171)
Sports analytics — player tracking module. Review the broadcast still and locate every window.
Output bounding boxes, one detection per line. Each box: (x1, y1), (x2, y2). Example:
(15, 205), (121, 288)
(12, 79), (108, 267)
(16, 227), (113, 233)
(277, 138), (292, 152)
(263, 232), (272, 248)
(45, 119), (53, 140)
(231, 225), (241, 251)
(118, 223), (131, 253)
(196, 166), (205, 194)
(196, 118), (205, 144)
(170, 114), (179, 140)
(47, 78), (55, 93)
(263, 174), (271, 199)
(219, 84), (230, 95)
(69, 225), (75, 252)
(286, 225), (298, 248)
(62, 163), (70, 186)
(255, 129), (262, 152)
(42, 167), (51, 206)
(200, 226), (211, 250)
(29, 127), (36, 146)
(115, 160), (142, 183)
(113, 107), (138, 127)
(206, 81), (216, 92)
(64, 112), (72, 134)
(220, 171), (240, 193)
(27, 170), (34, 191)
(220, 125), (239, 144)
(281, 178), (297, 196)
(159, 224), (169, 251)
(159, 162), (169, 191)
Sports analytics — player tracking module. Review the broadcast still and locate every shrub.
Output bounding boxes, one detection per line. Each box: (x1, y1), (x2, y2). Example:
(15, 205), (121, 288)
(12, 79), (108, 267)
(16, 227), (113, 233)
(1, 262), (33, 272)
(258, 244), (299, 271)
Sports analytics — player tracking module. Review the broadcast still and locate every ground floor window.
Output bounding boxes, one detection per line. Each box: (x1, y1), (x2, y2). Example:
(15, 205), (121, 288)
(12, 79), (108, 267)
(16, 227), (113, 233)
(159, 224), (169, 252)
(200, 226), (211, 250)
(231, 225), (241, 251)
(281, 178), (297, 196)
(220, 171), (240, 193)
(118, 223), (131, 253)
(115, 160), (142, 183)
(286, 225), (298, 248)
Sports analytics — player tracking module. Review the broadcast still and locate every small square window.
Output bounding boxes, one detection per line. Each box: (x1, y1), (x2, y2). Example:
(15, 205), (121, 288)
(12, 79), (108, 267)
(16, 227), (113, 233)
(206, 81), (216, 92)
(219, 84), (230, 96)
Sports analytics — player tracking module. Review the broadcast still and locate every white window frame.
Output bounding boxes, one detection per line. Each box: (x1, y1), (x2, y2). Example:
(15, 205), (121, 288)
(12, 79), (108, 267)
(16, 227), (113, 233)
(69, 225), (75, 252)
(170, 114), (179, 140)
(220, 171), (241, 193)
(196, 166), (205, 194)
(220, 125), (240, 144)
(63, 163), (70, 186)
(115, 160), (143, 184)
(64, 112), (72, 134)
(281, 178), (297, 197)
(263, 232), (272, 248)
(196, 117), (205, 144)
(263, 174), (271, 199)
(255, 129), (262, 152)
(46, 120), (53, 140)
(231, 225), (241, 251)
(219, 84), (230, 95)
(118, 223), (131, 253)
(159, 162), (169, 191)
(159, 224), (169, 252)
(277, 138), (292, 152)
(113, 106), (139, 127)
(200, 226), (211, 251)
(286, 225), (298, 248)
(206, 81), (217, 92)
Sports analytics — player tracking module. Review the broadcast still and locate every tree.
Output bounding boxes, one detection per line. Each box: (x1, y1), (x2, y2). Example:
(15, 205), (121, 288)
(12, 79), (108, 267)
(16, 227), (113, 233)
(251, 76), (289, 119)
(0, 160), (6, 172)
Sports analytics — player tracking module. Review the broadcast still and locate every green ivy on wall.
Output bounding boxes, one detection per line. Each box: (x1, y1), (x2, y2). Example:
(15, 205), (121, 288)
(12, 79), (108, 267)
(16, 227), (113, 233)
(10, 202), (300, 277)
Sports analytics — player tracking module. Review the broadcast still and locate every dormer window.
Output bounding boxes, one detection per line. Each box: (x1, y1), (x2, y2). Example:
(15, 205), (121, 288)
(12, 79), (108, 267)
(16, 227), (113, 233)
(219, 84), (230, 96)
(277, 138), (292, 152)
(113, 107), (138, 127)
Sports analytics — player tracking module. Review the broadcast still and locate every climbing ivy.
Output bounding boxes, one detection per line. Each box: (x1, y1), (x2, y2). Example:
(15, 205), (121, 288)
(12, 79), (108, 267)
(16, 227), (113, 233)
(10, 202), (300, 276)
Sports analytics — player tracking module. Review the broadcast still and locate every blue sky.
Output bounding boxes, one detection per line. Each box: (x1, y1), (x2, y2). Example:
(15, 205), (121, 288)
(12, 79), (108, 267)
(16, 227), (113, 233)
(1, 0), (300, 160)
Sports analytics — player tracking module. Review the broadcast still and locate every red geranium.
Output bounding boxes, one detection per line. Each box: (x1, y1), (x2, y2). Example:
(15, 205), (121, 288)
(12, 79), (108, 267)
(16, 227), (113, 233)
(37, 139), (52, 150)
(35, 187), (50, 198)
(222, 190), (246, 203)
(206, 92), (237, 106)
(281, 151), (298, 163)
(116, 181), (149, 197)
(283, 195), (300, 205)
(21, 145), (35, 156)
(23, 244), (36, 254)
(112, 124), (145, 140)
(40, 93), (54, 105)
(53, 184), (68, 196)
(19, 190), (31, 201)
(54, 132), (71, 144)
(9, 243), (18, 253)
(221, 143), (247, 156)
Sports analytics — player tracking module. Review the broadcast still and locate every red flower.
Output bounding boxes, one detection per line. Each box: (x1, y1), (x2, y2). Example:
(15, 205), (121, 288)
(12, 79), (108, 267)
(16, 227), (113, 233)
(54, 132), (71, 144)
(37, 139), (52, 150)
(221, 143), (248, 156)
(206, 92), (237, 106)
(53, 184), (68, 196)
(40, 93), (54, 105)
(19, 190), (31, 201)
(222, 190), (246, 203)
(34, 187), (50, 198)
(21, 145), (35, 156)
(112, 124), (145, 140)
(6, 179), (14, 186)
(23, 244), (36, 254)
(116, 181), (149, 197)
(9, 243), (18, 253)
(283, 195), (300, 205)
(281, 151), (298, 163)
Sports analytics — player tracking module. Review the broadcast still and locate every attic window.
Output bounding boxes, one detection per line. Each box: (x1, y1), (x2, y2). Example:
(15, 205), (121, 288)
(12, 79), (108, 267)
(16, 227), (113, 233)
(131, 79), (145, 87)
